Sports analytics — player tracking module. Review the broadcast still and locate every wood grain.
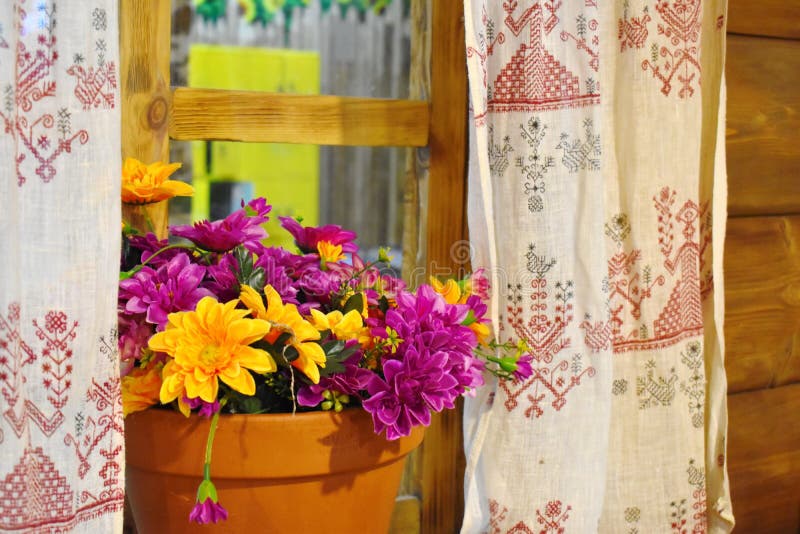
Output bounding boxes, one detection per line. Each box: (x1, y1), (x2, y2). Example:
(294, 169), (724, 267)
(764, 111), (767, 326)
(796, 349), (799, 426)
(420, 2), (469, 533)
(120, 0), (172, 238)
(724, 216), (800, 393)
(727, 0), (800, 39)
(169, 88), (430, 147)
(726, 35), (800, 217)
(728, 384), (800, 532)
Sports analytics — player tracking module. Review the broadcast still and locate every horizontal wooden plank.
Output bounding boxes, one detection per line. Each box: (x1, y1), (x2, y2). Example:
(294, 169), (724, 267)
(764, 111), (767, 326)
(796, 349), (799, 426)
(727, 0), (800, 39)
(169, 88), (430, 147)
(728, 384), (800, 533)
(724, 216), (800, 393)
(726, 35), (800, 216)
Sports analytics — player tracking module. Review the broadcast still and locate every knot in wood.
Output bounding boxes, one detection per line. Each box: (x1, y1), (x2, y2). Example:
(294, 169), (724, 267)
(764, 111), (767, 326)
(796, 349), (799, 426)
(147, 96), (168, 129)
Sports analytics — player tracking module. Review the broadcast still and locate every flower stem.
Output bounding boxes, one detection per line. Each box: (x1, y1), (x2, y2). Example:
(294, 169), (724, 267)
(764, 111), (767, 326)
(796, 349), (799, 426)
(202, 396), (228, 478)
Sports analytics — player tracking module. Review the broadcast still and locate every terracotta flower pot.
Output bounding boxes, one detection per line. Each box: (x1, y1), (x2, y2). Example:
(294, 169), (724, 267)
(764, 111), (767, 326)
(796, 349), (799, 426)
(125, 408), (424, 533)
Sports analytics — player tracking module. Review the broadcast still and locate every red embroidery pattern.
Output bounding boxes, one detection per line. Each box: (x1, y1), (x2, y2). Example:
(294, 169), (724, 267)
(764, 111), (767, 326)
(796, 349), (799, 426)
(670, 459), (707, 534)
(500, 247), (596, 417)
(64, 378), (123, 485)
(491, 2), (600, 112)
(468, 0), (600, 123)
(0, 2), (117, 186)
(0, 446), (73, 529)
(66, 62), (117, 110)
(617, 5), (651, 52)
(0, 301), (124, 530)
(0, 443), (123, 532)
(0, 304), (77, 437)
(581, 187), (706, 353)
(618, 1), (702, 98)
(487, 499), (571, 534)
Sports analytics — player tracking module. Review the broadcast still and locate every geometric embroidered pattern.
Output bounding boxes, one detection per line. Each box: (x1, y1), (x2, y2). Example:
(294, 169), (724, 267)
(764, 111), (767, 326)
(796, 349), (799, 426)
(500, 246), (596, 418)
(487, 498), (572, 534)
(581, 187), (705, 353)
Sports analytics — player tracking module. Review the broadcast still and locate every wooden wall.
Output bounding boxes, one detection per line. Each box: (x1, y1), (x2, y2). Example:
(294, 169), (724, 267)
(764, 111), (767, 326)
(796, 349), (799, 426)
(725, 1), (800, 531)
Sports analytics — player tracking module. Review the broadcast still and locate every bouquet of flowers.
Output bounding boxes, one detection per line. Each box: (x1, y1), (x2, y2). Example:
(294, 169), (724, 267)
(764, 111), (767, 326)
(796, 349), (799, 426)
(118, 158), (532, 524)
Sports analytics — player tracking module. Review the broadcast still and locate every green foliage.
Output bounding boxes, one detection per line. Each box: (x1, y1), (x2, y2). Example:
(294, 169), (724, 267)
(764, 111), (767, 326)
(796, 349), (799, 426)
(232, 246), (266, 291)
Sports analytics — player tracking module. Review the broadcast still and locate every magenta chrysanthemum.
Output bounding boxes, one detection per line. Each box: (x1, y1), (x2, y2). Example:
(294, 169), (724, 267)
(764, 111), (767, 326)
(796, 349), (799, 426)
(172, 198), (271, 253)
(279, 216), (357, 254)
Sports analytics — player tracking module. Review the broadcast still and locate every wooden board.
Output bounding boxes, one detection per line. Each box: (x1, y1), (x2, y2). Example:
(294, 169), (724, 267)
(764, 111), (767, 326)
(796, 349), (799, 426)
(169, 88), (430, 147)
(728, 384), (800, 533)
(727, 0), (800, 40)
(420, 1), (469, 533)
(724, 215), (800, 393)
(726, 35), (800, 217)
(120, 0), (172, 238)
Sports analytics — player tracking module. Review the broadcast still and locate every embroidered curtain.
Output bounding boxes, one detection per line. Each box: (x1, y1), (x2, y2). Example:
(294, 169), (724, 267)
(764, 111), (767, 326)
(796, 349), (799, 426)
(462, 1), (733, 532)
(0, 1), (123, 532)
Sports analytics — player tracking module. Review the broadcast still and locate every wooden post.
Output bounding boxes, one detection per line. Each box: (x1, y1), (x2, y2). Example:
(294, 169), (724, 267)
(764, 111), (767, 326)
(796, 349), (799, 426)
(421, 1), (469, 533)
(120, 0), (173, 238)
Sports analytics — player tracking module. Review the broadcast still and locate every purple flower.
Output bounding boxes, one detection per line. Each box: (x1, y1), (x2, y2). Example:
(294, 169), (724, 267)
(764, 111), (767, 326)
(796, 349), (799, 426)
(119, 253), (213, 329)
(279, 216), (358, 254)
(513, 354), (533, 381)
(172, 198), (271, 253)
(127, 233), (182, 268)
(377, 285), (484, 392)
(189, 498), (228, 524)
(297, 350), (371, 407)
(203, 253), (241, 302)
(183, 396), (221, 417)
(117, 314), (153, 375)
(362, 346), (459, 440)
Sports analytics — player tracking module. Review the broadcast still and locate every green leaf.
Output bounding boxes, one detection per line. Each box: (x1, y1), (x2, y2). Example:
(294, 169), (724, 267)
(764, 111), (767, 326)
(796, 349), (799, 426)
(120, 266), (141, 281)
(240, 396), (263, 414)
(342, 293), (364, 315)
(461, 309), (477, 326)
(378, 295), (390, 315)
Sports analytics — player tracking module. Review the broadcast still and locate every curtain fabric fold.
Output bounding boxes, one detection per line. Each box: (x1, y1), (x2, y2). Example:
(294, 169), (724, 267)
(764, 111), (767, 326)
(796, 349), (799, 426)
(0, 1), (123, 532)
(462, 1), (733, 532)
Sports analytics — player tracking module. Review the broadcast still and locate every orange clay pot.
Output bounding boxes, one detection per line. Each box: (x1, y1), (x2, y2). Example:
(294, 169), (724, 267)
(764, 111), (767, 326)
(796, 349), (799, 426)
(125, 408), (424, 533)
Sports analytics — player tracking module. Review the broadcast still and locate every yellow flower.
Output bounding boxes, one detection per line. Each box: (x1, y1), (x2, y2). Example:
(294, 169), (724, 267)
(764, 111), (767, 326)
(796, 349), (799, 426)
(121, 157), (193, 205)
(149, 297), (276, 404)
(430, 277), (463, 305)
(121, 360), (164, 417)
(317, 240), (345, 264)
(239, 285), (327, 383)
(309, 309), (364, 340)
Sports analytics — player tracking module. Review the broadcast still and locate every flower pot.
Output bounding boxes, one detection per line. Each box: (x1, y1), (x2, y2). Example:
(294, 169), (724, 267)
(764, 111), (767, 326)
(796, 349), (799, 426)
(125, 408), (424, 533)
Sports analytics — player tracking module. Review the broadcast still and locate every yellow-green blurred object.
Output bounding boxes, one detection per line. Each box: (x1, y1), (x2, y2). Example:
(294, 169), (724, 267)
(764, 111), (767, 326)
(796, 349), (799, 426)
(188, 44), (320, 248)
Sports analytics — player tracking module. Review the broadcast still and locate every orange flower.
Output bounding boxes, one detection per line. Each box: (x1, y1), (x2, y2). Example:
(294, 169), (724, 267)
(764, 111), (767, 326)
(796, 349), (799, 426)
(149, 297), (276, 404)
(239, 285), (327, 384)
(430, 277), (463, 305)
(121, 157), (193, 204)
(121, 360), (164, 417)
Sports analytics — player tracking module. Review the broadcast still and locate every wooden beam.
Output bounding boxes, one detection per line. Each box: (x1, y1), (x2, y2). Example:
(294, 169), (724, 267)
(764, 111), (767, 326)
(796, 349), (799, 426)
(727, 35), (800, 217)
(169, 88), (430, 147)
(727, 0), (800, 39)
(728, 384), (800, 532)
(724, 215), (800, 393)
(421, 1), (469, 533)
(120, 0), (172, 238)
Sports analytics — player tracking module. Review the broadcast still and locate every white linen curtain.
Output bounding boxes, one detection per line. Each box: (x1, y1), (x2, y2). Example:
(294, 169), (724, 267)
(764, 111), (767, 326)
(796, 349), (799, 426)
(0, 1), (123, 531)
(462, 1), (733, 532)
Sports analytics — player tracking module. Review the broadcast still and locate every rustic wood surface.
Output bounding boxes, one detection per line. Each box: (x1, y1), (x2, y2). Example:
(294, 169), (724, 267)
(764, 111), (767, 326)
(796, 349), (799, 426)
(391, 1), (430, 531)
(727, 383), (800, 532)
(727, 0), (800, 39)
(120, 0), (172, 239)
(169, 88), (430, 147)
(724, 2), (800, 531)
(724, 216), (800, 393)
(120, 3), (172, 532)
(726, 35), (800, 217)
(419, 1), (469, 533)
